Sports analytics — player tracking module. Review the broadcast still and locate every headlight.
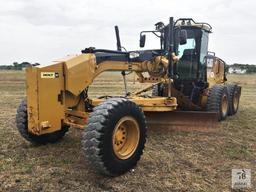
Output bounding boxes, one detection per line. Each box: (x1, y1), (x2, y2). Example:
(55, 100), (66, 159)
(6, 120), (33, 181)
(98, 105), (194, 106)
(129, 52), (140, 59)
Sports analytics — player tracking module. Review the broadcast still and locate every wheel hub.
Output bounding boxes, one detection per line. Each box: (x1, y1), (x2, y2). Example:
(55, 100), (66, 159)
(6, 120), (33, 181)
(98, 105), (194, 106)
(222, 94), (228, 115)
(114, 126), (127, 149)
(112, 117), (140, 160)
(233, 91), (239, 111)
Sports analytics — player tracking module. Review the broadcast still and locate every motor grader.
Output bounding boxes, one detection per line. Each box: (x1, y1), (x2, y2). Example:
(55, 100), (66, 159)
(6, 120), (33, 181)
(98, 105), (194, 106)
(16, 17), (241, 176)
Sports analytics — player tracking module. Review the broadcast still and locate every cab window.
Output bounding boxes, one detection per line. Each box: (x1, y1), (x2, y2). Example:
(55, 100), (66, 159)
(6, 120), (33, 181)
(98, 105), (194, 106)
(176, 29), (198, 79)
(177, 38), (196, 58)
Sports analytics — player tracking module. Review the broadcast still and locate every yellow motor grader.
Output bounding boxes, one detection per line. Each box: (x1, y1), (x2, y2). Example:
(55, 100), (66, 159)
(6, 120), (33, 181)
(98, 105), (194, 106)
(16, 17), (241, 176)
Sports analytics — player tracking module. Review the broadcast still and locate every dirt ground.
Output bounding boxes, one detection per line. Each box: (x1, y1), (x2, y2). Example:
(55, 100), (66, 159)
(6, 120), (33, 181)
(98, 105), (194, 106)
(0, 70), (255, 192)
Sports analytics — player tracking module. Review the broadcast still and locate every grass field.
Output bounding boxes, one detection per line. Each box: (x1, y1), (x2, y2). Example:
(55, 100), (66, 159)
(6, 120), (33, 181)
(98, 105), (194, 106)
(0, 70), (255, 192)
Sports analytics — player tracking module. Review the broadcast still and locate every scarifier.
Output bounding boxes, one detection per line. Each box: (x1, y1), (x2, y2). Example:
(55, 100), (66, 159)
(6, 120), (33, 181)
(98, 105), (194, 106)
(16, 17), (241, 176)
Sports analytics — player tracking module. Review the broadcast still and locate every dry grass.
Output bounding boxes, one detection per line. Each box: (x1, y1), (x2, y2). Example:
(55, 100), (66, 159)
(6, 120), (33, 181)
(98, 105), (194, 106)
(0, 70), (255, 192)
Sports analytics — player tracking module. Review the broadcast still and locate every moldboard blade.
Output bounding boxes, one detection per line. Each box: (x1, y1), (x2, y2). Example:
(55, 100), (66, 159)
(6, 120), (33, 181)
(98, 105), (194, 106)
(145, 111), (219, 132)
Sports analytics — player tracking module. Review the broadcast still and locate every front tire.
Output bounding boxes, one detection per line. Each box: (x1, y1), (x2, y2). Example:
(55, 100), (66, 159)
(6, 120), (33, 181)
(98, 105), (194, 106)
(206, 85), (229, 121)
(16, 98), (69, 144)
(82, 98), (147, 176)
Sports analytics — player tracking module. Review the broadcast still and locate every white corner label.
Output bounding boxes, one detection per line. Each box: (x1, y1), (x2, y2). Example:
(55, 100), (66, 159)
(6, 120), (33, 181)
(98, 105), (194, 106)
(232, 169), (251, 189)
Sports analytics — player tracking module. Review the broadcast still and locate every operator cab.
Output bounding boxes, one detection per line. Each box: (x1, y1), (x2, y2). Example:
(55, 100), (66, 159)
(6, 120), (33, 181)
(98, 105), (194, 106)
(138, 18), (226, 105)
(171, 19), (213, 104)
(174, 19), (211, 82)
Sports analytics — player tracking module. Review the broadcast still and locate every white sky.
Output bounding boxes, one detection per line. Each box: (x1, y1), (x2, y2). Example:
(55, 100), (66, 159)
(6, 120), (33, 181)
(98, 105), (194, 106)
(0, 0), (256, 65)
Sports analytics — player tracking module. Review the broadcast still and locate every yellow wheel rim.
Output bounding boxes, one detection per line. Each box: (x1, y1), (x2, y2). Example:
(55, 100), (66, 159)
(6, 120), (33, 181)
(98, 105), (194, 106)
(112, 117), (140, 160)
(222, 94), (228, 115)
(233, 91), (239, 111)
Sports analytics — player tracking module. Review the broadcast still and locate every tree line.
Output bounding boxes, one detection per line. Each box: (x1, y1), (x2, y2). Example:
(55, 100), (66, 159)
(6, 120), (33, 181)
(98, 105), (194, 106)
(0, 62), (40, 70)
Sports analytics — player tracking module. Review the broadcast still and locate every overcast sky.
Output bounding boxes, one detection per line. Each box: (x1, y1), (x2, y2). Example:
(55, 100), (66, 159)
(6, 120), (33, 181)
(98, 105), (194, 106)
(0, 0), (256, 65)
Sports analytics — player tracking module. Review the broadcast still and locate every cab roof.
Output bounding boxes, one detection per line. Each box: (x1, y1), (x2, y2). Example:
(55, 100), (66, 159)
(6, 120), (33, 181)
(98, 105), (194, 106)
(175, 18), (212, 33)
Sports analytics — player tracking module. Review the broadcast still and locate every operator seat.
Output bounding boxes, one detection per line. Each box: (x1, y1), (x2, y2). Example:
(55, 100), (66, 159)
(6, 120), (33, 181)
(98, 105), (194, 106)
(177, 49), (198, 79)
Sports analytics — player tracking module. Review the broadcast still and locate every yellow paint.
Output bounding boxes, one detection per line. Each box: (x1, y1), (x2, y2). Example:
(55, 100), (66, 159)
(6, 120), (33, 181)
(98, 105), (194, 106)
(26, 53), (179, 135)
(207, 58), (226, 88)
(26, 64), (65, 135)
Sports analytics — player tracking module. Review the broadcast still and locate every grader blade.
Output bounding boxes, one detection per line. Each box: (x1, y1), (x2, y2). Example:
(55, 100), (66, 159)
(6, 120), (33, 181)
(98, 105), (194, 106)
(145, 111), (219, 132)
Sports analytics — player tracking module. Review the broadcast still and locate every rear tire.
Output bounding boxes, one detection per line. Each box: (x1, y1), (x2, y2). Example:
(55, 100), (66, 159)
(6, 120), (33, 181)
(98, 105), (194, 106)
(82, 98), (147, 176)
(206, 85), (229, 121)
(16, 98), (69, 144)
(226, 84), (241, 115)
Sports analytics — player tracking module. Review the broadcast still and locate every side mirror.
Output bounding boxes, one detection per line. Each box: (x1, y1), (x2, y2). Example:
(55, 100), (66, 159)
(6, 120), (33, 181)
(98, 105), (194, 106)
(179, 30), (187, 45)
(140, 34), (146, 47)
